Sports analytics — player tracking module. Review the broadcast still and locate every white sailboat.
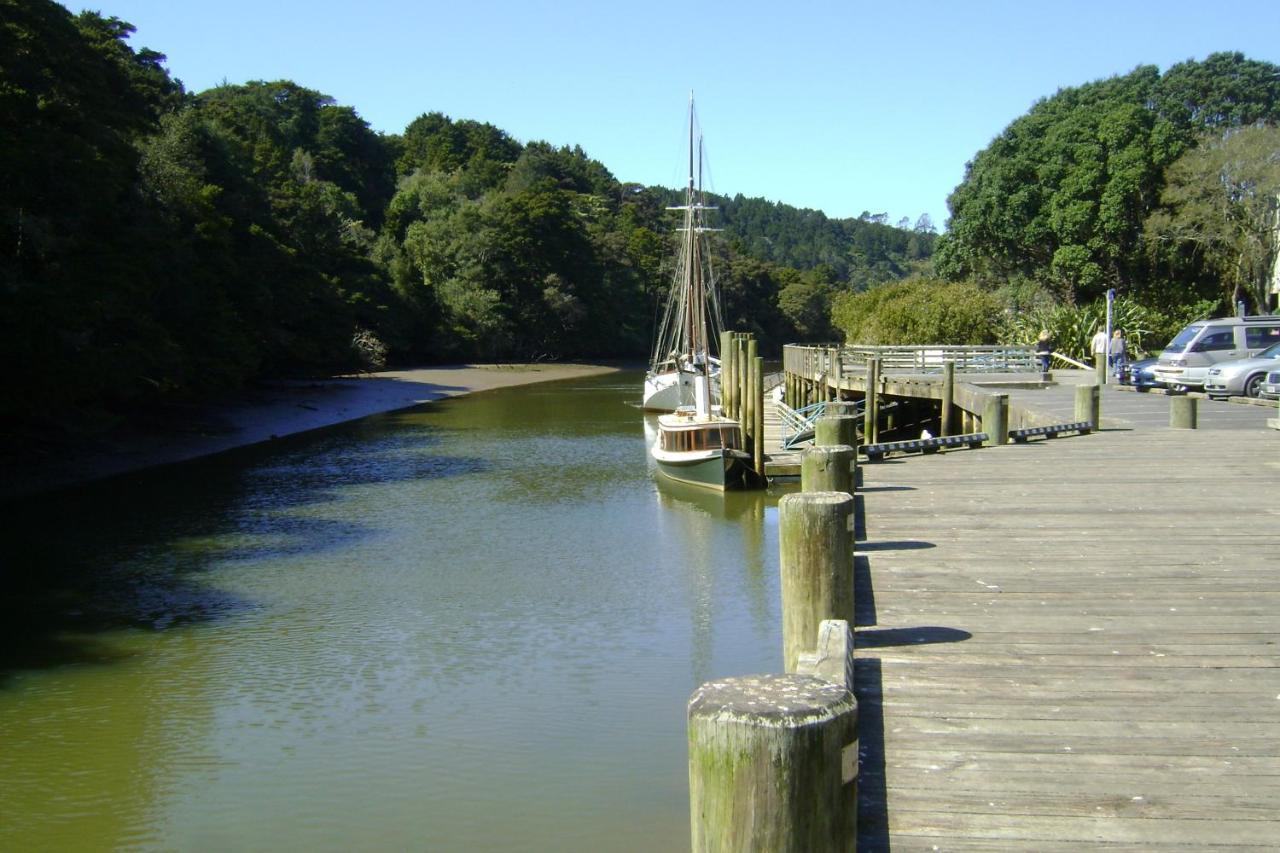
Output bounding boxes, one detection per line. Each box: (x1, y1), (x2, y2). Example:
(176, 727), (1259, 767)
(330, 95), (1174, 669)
(642, 96), (724, 412)
(651, 372), (753, 491)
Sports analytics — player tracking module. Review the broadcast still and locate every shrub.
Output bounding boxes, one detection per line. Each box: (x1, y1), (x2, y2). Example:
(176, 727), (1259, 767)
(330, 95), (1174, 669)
(831, 277), (1001, 345)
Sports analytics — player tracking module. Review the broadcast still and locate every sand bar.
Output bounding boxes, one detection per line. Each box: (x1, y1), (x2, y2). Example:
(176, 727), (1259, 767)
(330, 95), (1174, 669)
(4, 363), (620, 498)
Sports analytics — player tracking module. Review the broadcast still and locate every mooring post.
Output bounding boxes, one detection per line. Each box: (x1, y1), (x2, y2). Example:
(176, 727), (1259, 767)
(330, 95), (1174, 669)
(866, 358), (881, 445)
(747, 350), (757, 473)
(779, 492), (854, 673)
(721, 331), (736, 419)
(801, 445), (855, 494)
(941, 362), (955, 437)
(831, 348), (843, 402)
(688, 673), (858, 852)
(1095, 352), (1107, 386)
(1170, 395), (1198, 429)
(1075, 383), (1100, 429)
(982, 393), (1008, 446)
(815, 413), (859, 449)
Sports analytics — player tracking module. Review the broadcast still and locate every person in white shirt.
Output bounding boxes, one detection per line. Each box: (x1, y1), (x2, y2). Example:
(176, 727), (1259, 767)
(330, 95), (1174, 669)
(1091, 328), (1109, 362)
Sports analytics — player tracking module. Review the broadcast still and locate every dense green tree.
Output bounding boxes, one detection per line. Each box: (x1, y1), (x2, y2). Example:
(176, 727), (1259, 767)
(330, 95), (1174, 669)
(1145, 125), (1280, 312)
(937, 53), (1280, 307)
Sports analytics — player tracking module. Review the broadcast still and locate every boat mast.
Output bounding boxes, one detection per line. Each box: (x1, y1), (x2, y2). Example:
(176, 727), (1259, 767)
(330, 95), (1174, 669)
(684, 96), (700, 366)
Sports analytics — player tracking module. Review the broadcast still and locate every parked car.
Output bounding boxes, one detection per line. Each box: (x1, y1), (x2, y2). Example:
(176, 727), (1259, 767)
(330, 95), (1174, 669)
(1152, 315), (1280, 391)
(1263, 369), (1280, 398)
(1116, 357), (1162, 390)
(1203, 342), (1280, 399)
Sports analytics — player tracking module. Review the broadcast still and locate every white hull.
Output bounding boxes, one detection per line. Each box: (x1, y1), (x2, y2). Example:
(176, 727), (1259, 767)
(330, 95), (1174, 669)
(642, 366), (721, 413)
(643, 371), (693, 412)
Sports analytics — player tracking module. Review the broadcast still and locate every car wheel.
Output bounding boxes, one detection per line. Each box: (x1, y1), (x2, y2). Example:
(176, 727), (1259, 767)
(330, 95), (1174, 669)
(1244, 373), (1265, 398)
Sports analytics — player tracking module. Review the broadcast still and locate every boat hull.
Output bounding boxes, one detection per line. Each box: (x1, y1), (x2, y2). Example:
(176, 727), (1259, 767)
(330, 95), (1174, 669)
(642, 370), (693, 412)
(652, 449), (751, 491)
(642, 368), (721, 413)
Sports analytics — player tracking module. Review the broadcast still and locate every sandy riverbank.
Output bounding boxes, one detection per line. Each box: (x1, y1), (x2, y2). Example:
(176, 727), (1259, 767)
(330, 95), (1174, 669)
(3, 363), (620, 499)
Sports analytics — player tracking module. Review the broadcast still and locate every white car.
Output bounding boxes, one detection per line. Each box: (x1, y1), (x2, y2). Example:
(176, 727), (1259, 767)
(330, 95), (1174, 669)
(1203, 342), (1280, 399)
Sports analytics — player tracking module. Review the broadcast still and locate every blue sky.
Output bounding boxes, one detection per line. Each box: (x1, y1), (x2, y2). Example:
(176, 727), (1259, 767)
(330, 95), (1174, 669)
(70, 0), (1279, 231)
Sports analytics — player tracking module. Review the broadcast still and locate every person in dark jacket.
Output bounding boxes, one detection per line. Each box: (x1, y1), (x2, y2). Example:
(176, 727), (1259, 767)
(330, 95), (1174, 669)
(1034, 329), (1053, 372)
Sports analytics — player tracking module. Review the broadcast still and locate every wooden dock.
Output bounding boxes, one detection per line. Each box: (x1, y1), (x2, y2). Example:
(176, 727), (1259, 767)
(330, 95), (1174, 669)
(853, 420), (1280, 849)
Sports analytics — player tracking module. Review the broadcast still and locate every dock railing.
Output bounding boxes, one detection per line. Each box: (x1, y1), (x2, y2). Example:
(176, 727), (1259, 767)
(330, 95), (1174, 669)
(840, 344), (1037, 373)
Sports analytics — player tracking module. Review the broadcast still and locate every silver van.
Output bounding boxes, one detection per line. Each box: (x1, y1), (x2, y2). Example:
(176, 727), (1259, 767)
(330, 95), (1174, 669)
(1152, 315), (1280, 390)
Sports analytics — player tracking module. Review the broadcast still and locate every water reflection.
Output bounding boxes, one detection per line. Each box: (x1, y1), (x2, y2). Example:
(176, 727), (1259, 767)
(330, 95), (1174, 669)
(0, 371), (783, 852)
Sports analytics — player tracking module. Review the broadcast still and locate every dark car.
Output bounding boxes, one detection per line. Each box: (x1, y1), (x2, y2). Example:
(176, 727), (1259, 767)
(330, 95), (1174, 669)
(1117, 357), (1161, 390)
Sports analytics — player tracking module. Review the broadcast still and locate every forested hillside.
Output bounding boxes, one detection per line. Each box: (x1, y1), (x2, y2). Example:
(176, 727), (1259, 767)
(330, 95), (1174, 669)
(935, 53), (1280, 314)
(1, 1), (928, 433)
(831, 52), (1280, 357)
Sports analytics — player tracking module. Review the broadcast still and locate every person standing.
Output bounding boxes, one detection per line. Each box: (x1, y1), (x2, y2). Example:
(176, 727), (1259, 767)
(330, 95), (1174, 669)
(1109, 329), (1127, 368)
(1091, 327), (1109, 362)
(1035, 329), (1054, 373)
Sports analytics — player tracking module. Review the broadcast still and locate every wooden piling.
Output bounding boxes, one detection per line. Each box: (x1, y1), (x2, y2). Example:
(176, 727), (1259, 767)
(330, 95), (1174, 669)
(982, 393), (1008, 446)
(747, 348), (757, 473)
(1075, 383), (1100, 428)
(801, 446), (855, 494)
(941, 362), (955, 437)
(720, 331), (735, 419)
(688, 674), (858, 852)
(814, 414), (859, 449)
(831, 348), (843, 401)
(779, 492), (854, 673)
(866, 358), (881, 445)
(1170, 395), (1198, 429)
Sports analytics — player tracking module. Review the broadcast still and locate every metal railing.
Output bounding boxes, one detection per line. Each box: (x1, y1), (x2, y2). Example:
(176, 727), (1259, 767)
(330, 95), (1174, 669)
(839, 345), (1037, 373)
(777, 399), (867, 449)
(782, 344), (1042, 389)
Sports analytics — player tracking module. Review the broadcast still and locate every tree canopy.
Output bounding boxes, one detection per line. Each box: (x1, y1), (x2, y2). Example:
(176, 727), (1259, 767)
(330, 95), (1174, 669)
(935, 53), (1280, 311)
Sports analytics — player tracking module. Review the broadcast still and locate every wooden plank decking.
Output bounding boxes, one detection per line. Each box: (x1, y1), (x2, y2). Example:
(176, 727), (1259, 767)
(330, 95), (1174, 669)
(854, 425), (1280, 849)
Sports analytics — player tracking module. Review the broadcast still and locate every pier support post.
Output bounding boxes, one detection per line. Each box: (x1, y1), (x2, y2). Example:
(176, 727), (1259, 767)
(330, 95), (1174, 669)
(815, 414), (859, 449)
(866, 358), (881, 445)
(720, 331), (736, 419)
(779, 492), (854, 673)
(982, 393), (1008, 446)
(1170, 395), (1198, 429)
(747, 350), (757, 471)
(831, 349), (843, 402)
(941, 362), (955, 437)
(1075, 383), (1100, 429)
(688, 673), (858, 852)
(801, 446), (855, 494)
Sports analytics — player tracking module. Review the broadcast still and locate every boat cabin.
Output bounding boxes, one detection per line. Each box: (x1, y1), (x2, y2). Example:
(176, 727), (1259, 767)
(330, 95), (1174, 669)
(657, 419), (742, 453)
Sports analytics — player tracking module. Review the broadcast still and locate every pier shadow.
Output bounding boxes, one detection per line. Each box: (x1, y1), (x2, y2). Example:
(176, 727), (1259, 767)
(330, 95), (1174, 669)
(855, 657), (890, 851)
(851, 476), (969, 851)
(857, 626), (972, 648)
(859, 540), (936, 552)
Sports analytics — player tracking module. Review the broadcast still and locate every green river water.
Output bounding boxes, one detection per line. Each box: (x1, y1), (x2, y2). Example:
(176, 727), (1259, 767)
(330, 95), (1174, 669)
(0, 371), (788, 852)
